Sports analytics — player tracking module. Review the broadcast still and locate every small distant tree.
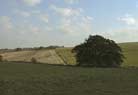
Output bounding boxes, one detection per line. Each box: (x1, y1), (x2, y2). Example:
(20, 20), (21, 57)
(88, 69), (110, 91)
(0, 55), (3, 62)
(39, 46), (44, 50)
(15, 48), (22, 51)
(73, 35), (124, 67)
(31, 57), (37, 64)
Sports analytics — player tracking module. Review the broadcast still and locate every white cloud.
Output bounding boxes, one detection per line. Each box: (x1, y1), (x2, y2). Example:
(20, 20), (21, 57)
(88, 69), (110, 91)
(50, 5), (83, 17)
(59, 18), (77, 33)
(0, 16), (47, 34)
(39, 14), (49, 23)
(58, 15), (93, 35)
(0, 16), (13, 32)
(23, 0), (42, 6)
(15, 24), (42, 34)
(101, 28), (138, 43)
(14, 10), (31, 17)
(50, 5), (93, 35)
(79, 16), (93, 32)
(31, 10), (41, 14)
(118, 14), (137, 25)
(20, 12), (31, 17)
(29, 25), (40, 33)
(64, 0), (80, 4)
(13, 9), (49, 23)
(82, 16), (93, 24)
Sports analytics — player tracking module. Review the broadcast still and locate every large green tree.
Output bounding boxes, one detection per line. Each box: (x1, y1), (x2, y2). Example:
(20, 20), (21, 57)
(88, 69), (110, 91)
(73, 35), (124, 67)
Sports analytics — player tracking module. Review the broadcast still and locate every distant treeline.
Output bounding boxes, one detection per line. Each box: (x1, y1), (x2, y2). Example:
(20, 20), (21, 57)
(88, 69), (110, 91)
(0, 45), (64, 52)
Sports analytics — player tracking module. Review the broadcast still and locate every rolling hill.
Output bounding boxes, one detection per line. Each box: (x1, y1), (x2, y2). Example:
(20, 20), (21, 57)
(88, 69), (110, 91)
(0, 42), (138, 66)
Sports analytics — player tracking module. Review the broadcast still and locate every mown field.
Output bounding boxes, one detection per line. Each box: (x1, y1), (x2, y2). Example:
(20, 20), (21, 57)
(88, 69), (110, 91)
(1, 49), (65, 65)
(0, 63), (138, 95)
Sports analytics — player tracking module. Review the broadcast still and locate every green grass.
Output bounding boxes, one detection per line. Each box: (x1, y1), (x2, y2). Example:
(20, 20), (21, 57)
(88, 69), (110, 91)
(119, 42), (138, 66)
(55, 48), (76, 65)
(0, 63), (138, 95)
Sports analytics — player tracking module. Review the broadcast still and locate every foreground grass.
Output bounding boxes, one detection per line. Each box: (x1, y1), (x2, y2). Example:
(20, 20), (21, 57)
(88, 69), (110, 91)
(0, 63), (138, 95)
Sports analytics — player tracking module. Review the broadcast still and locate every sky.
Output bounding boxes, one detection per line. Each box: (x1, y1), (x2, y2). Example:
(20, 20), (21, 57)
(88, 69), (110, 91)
(0, 0), (138, 48)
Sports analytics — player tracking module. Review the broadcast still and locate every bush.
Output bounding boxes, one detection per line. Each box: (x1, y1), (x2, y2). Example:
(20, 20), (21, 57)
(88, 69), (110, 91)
(39, 46), (44, 50)
(31, 57), (37, 64)
(0, 55), (3, 62)
(73, 35), (124, 67)
(15, 48), (22, 51)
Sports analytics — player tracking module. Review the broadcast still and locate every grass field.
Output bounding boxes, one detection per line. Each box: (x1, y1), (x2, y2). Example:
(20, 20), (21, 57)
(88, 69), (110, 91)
(0, 42), (138, 95)
(0, 63), (138, 95)
(119, 42), (138, 66)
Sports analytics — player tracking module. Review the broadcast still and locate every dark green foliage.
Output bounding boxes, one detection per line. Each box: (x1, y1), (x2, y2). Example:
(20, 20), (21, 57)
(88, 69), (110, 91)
(46, 45), (64, 49)
(15, 48), (22, 51)
(0, 55), (3, 62)
(33, 46), (64, 50)
(31, 57), (37, 64)
(73, 35), (124, 67)
(38, 46), (45, 50)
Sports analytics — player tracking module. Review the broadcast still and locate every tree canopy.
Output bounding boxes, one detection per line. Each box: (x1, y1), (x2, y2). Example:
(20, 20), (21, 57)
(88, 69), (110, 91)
(73, 35), (124, 67)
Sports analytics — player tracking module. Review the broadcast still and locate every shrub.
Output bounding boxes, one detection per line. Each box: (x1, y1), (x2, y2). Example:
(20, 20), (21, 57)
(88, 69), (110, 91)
(15, 48), (22, 51)
(31, 57), (37, 64)
(39, 46), (44, 50)
(0, 55), (3, 62)
(73, 35), (124, 67)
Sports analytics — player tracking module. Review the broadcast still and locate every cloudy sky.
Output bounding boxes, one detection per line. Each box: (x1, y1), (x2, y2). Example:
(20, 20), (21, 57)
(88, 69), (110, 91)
(0, 0), (138, 48)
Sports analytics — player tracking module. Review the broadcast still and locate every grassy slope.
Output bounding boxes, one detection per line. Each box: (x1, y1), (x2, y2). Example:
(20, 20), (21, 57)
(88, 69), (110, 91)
(119, 42), (138, 66)
(0, 63), (138, 95)
(55, 48), (76, 65)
